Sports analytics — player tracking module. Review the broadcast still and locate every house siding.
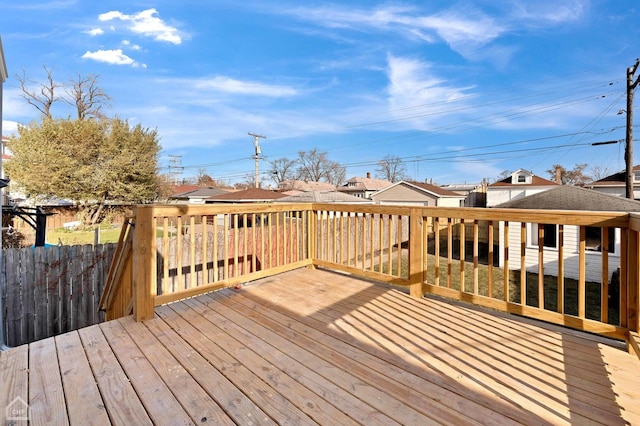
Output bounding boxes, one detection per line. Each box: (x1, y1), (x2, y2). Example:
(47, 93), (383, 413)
(487, 187), (552, 207)
(372, 185), (437, 205)
(437, 197), (464, 207)
(498, 222), (620, 283)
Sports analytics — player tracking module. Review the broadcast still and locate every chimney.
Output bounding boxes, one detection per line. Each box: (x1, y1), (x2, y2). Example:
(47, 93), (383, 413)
(555, 167), (562, 185)
(366, 172), (371, 179)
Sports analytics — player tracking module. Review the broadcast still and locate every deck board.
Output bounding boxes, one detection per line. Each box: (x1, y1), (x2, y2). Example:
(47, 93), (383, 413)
(77, 325), (153, 426)
(55, 331), (112, 425)
(28, 337), (67, 425)
(1, 268), (639, 425)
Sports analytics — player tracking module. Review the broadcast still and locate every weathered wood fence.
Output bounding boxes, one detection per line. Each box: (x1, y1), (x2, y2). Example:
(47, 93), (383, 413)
(1, 243), (116, 347)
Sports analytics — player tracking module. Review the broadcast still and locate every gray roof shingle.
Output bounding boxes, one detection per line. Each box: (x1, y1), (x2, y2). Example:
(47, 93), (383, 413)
(495, 185), (640, 212)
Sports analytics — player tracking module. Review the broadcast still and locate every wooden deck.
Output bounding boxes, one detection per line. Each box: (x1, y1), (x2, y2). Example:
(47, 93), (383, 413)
(2, 268), (639, 425)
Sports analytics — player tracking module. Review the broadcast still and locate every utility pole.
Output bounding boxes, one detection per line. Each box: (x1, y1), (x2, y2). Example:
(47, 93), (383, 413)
(168, 155), (183, 185)
(248, 132), (266, 188)
(625, 59), (640, 199)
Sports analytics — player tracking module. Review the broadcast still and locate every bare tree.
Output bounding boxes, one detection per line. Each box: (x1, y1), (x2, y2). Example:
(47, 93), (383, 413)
(268, 157), (298, 185)
(65, 74), (111, 120)
(497, 170), (511, 181)
(15, 66), (60, 119)
(326, 163), (346, 186)
(196, 169), (217, 187)
(589, 165), (612, 181)
(235, 173), (256, 190)
(296, 149), (346, 185)
(546, 163), (591, 186)
(375, 155), (407, 183)
(16, 67), (111, 120)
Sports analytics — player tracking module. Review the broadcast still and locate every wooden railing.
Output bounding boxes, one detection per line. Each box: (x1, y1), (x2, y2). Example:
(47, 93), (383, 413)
(100, 204), (312, 321)
(100, 203), (640, 348)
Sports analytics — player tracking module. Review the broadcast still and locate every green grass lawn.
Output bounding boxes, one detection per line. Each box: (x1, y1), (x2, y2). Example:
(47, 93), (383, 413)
(381, 252), (618, 325)
(47, 226), (123, 246)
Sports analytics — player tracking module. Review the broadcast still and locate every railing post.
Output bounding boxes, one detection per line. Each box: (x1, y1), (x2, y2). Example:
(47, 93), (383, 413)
(133, 205), (157, 321)
(628, 229), (639, 333)
(307, 205), (317, 269)
(408, 208), (424, 298)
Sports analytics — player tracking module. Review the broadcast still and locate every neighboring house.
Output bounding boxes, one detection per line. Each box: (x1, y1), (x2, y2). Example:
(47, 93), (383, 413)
(278, 180), (336, 192)
(486, 169), (558, 207)
(587, 165), (640, 200)
(170, 186), (229, 204)
(371, 180), (466, 207)
(494, 185), (640, 282)
(440, 181), (487, 207)
(274, 190), (372, 204)
(338, 172), (391, 199)
(207, 187), (286, 203)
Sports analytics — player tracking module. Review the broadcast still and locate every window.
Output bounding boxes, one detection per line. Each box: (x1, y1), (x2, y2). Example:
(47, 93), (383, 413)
(585, 227), (616, 253)
(517, 174), (527, 183)
(528, 223), (557, 249)
(634, 172), (640, 182)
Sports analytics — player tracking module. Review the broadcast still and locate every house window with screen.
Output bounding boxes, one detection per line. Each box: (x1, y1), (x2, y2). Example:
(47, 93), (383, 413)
(528, 223), (558, 249)
(517, 174), (527, 183)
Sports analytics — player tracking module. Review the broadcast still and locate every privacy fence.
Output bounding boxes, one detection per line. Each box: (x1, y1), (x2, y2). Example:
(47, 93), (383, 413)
(1, 243), (116, 347)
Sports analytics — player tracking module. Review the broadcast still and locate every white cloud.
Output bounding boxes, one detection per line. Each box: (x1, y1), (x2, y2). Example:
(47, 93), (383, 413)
(122, 40), (142, 50)
(98, 8), (182, 44)
(285, 5), (504, 58)
(419, 8), (503, 55)
(85, 28), (104, 36)
(194, 76), (298, 97)
(386, 55), (472, 128)
(1, 120), (20, 136)
(510, 0), (589, 24)
(82, 49), (144, 67)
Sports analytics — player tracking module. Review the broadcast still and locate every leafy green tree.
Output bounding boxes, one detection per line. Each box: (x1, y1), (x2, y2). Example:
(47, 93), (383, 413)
(6, 118), (160, 224)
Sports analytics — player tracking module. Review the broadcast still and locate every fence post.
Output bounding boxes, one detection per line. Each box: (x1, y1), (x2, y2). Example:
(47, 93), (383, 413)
(408, 208), (424, 298)
(133, 206), (156, 321)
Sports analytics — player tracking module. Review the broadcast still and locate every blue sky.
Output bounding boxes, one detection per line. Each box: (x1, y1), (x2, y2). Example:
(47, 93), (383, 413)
(1, 1), (639, 186)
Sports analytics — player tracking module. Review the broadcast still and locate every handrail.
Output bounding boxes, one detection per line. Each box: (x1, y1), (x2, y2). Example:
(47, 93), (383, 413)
(98, 218), (135, 319)
(101, 203), (640, 348)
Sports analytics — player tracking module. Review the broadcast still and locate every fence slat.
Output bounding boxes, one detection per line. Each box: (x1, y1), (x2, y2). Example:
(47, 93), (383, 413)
(22, 249), (35, 344)
(34, 247), (48, 341)
(59, 246), (70, 334)
(1, 243), (115, 346)
(71, 245), (83, 330)
(5, 249), (21, 346)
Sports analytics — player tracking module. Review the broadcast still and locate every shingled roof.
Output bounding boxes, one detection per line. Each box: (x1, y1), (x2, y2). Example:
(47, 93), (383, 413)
(207, 187), (286, 202)
(495, 185), (640, 212)
(588, 165), (640, 186)
(489, 175), (558, 187)
(275, 190), (371, 203)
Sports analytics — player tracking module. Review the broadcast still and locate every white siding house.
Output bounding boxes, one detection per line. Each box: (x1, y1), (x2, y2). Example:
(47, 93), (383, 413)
(495, 185), (640, 282)
(487, 169), (558, 207)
